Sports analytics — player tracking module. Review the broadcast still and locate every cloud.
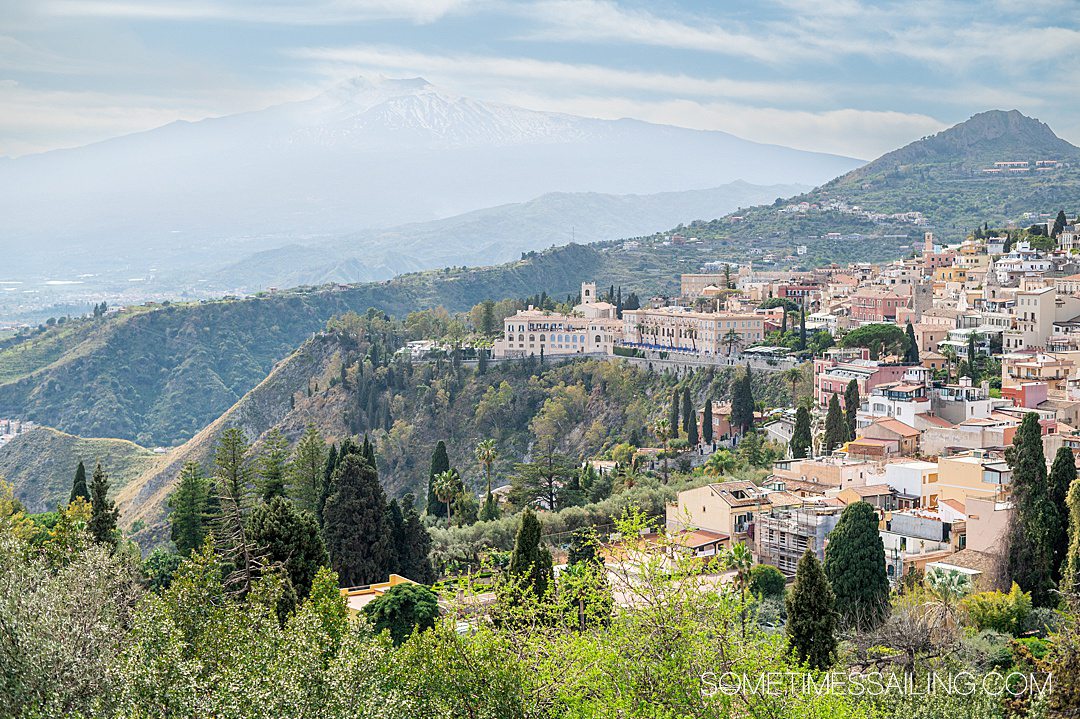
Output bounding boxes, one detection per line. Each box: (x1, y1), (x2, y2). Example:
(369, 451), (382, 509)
(44, 0), (474, 25)
(290, 45), (833, 104)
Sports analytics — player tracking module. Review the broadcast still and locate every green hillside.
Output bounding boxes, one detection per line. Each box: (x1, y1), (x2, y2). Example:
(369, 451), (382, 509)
(0, 236), (832, 447)
(0, 427), (161, 513)
(709, 110), (1080, 244)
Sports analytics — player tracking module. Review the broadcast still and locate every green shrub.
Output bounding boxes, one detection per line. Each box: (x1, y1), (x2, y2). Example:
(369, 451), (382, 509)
(749, 564), (786, 598)
(960, 582), (1032, 635)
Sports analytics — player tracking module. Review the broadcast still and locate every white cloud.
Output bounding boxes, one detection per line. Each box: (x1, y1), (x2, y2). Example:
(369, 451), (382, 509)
(290, 44), (833, 104)
(44, 0), (474, 24)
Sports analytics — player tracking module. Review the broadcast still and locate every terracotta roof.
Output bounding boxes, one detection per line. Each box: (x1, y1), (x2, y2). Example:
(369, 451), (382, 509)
(916, 413), (954, 428)
(869, 418), (920, 437)
(676, 528), (729, 548)
(844, 484), (895, 497)
(941, 498), (966, 514)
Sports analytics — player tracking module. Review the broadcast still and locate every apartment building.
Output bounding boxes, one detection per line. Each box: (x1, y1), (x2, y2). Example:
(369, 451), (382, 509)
(813, 348), (912, 408)
(1004, 286), (1080, 351)
(849, 287), (910, 323)
(754, 503), (842, 575)
(621, 306), (765, 357)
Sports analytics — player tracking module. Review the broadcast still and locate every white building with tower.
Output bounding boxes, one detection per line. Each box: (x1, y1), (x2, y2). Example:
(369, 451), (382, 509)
(492, 281), (621, 358)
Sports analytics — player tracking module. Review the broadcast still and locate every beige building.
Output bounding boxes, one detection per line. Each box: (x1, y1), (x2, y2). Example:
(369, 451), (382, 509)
(1004, 286), (1080, 351)
(666, 481), (787, 542)
(493, 281), (621, 358)
(1001, 352), (1075, 391)
(621, 306), (765, 356)
(932, 451), (1011, 506)
(681, 273), (730, 299)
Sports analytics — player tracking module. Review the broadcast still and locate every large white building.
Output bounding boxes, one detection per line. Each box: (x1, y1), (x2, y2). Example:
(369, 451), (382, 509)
(492, 282), (621, 358)
(620, 306), (766, 357)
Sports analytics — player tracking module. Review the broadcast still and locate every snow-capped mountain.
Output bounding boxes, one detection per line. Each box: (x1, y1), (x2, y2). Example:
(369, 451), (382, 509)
(0, 76), (862, 279)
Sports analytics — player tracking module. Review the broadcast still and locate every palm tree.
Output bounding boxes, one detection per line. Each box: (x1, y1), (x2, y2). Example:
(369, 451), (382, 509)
(474, 439), (498, 497)
(725, 542), (754, 599)
(703, 450), (737, 477)
(653, 418), (672, 483)
(924, 567), (973, 636)
(780, 365), (803, 407)
(942, 346), (958, 383)
(433, 470), (461, 525)
(722, 329), (743, 357)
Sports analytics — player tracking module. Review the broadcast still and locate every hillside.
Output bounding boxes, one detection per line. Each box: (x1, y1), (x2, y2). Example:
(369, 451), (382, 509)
(0, 427), (162, 513)
(212, 181), (810, 292)
(2, 235), (844, 447)
(106, 314), (800, 546)
(710, 110), (1080, 243)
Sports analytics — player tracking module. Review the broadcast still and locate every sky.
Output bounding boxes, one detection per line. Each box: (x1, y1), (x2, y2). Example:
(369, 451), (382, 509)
(3, 0), (1080, 160)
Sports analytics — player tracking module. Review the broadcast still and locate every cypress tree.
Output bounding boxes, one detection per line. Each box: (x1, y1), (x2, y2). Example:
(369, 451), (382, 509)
(967, 333), (978, 382)
(1053, 209), (1068, 238)
(87, 462), (119, 547)
(799, 307), (807, 351)
(843, 379), (859, 441)
(1006, 412), (1056, 606)
(385, 497), (405, 572)
(362, 433), (377, 470)
(790, 405), (812, 459)
(509, 508), (554, 598)
(426, 441), (450, 517)
(681, 387), (692, 436)
(702, 400), (714, 445)
(787, 548), (837, 670)
(399, 494), (434, 583)
(318, 443), (338, 525)
(669, 390), (681, 436)
(823, 394), (847, 453)
(247, 495), (328, 602)
(687, 402), (699, 446)
(1049, 446), (1077, 583)
(904, 322), (920, 364)
(1063, 477), (1080, 605)
(169, 461), (210, 555)
(823, 501), (889, 630)
(478, 347), (488, 375)
(730, 365), (755, 435)
(69, 460), (90, 505)
(781, 310), (788, 335)
(322, 453), (394, 586)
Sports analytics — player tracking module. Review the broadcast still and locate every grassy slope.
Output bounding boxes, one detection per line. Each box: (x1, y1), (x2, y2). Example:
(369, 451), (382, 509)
(0, 427), (164, 513)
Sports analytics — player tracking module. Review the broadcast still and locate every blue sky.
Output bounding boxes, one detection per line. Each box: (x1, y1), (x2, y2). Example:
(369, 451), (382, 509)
(3, 0), (1080, 159)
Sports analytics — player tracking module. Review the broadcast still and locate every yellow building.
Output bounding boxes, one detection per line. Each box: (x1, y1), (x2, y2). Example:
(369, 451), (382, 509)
(621, 307), (766, 357)
(933, 265), (968, 283)
(932, 451), (1011, 506)
(666, 481), (784, 541)
(340, 574), (417, 613)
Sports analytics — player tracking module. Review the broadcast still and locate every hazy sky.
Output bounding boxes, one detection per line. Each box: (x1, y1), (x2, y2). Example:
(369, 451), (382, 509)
(3, 0), (1080, 159)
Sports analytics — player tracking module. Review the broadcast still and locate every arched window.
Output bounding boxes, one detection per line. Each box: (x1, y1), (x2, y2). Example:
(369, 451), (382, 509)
(529, 335), (535, 342)
(518, 334), (524, 342)
(595, 335), (601, 344)
(539, 334), (546, 342)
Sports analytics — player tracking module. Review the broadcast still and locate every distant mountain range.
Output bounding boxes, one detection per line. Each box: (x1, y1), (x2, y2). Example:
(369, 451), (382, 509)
(0, 76), (855, 284)
(211, 181), (809, 291)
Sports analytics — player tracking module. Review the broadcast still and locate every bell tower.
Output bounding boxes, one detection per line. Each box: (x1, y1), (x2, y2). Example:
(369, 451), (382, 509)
(581, 281), (596, 305)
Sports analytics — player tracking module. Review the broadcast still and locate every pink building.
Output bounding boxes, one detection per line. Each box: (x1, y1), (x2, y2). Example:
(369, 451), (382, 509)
(814, 348), (912, 408)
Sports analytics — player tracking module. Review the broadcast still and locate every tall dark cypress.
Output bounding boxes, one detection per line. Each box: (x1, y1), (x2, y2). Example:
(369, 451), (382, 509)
(823, 501), (889, 630)
(1006, 412), (1056, 606)
(508, 508), (553, 598)
(681, 387), (693, 436)
(669, 390), (681, 435)
(322, 454), (394, 587)
(798, 306), (807, 351)
(1048, 445), (1076, 583)
(787, 548), (838, 670)
(904, 322), (920, 364)
(87, 462), (119, 547)
(317, 444), (338, 526)
(702, 400), (714, 445)
(843, 379), (859, 441)
(69, 460), (90, 504)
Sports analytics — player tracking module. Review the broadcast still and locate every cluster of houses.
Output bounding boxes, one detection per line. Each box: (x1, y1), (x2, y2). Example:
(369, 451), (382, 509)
(0, 418), (34, 449)
(490, 217), (1080, 591)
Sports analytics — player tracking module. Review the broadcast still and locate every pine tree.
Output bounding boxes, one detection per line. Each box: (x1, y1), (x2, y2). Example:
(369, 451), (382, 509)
(257, 428), (290, 501)
(1005, 412), (1057, 607)
(426, 441), (450, 517)
(904, 322), (920, 364)
(247, 495), (328, 603)
(843, 379), (859, 442)
(681, 387), (692, 436)
(823, 501), (889, 630)
(730, 365), (755, 435)
(169, 461), (210, 555)
(1049, 446), (1077, 583)
(786, 548), (838, 670)
(669, 390), (681, 436)
(289, 425), (327, 514)
(87, 462), (118, 547)
(823, 394), (847, 453)
(790, 405), (812, 459)
(322, 453), (394, 587)
(213, 427), (260, 595)
(702, 400), (713, 446)
(509, 508), (553, 598)
(69, 460), (90, 505)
